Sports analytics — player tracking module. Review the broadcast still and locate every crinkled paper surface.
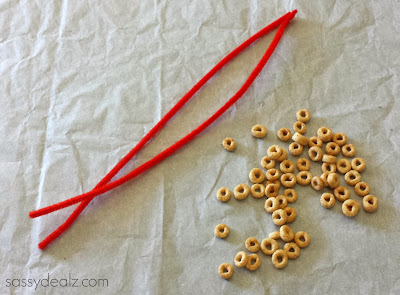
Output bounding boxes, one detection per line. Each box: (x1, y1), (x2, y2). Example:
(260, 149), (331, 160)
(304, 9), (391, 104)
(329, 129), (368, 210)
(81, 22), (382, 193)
(1, 0), (400, 294)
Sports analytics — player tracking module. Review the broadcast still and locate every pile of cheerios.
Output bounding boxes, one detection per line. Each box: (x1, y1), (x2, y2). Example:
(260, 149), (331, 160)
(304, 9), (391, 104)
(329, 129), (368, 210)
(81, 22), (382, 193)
(217, 109), (378, 279)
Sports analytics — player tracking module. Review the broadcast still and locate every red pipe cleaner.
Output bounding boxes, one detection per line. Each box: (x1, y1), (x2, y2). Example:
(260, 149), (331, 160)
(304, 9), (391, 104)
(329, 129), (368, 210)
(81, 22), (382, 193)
(30, 10), (297, 249)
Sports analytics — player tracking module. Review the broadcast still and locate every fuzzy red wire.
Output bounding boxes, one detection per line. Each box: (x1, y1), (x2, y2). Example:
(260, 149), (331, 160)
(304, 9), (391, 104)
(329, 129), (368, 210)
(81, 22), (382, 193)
(30, 10), (297, 249)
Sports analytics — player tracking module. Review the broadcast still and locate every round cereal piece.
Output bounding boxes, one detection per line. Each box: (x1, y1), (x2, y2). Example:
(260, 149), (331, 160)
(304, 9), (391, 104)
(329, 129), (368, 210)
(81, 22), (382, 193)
(266, 180), (281, 190)
(249, 168), (265, 184)
(260, 156), (275, 170)
(327, 173), (340, 188)
(266, 168), (280, 181)
(215, 224), (230, 238)
(280, 160), (295, 173)
(251, 124), (267, 138)
(308, 146), (323, 161)
(265, 183), (279, 198)
(272, 249), (288, 269)
(345, 170), (361, 186)
(309, 136), (322, 148)
(322, 154), (337, 164)
(222, 137), (236, 152)
(277, 128), (292, 141)
(246, 254), (261, 271)
(284, 207), (296, 223)
(280, 173), (297, 188)
(272, 209), (288, 226)
(317, 126), (333, 142)
(276, 148), (288, 162)
(289, 142), (303, 156)
(342, 144), (356, 157)
(322, 162), (336, 173)
(284, 242), (300, 259)
(337, 158), (352, 174)
(284, 189), (297, 203)
(245, 237), (260, 253)
(354, 182), (370, 197)
(234, 251), (248, 268)
(333, 186), (350, 202)
(260, 238), (279, 255)
(332, 132), (347, 146)
(363, 195), (378, 213)
(269, 231), (281, 240)
(296, 109), (311, 123)
(311, 176), (324, 191)
(325, 142), (340, 156)
(293, 121), (307, 134)
(320, 172), (330, 187)
(342, 199), (360, 217)
(320, 192), (335, 208)
(276, 195), (288, 209)
(216, 187), (231, 202)
(294, 231), (310, 248)
(251, 184), (265, 198)
(265, 197), (279, 213)
(351, 157), (366, 173)
(292, 132), (308, 146)
(267, 145), (283, 160)
(280, 225), (294, 242)
(234, 183), (250, 200)
(219, 263), (234, 279)
(296, 171), (312, 186)
(297, 158), (310, 171)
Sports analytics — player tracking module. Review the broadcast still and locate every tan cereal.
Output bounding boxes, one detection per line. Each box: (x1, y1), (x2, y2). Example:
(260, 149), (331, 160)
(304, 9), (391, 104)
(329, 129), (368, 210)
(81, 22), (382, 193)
(260, 156), (276, 170)
(272, 209), (288, 226)
(219, 263), (234, 279)
(320, 193), (335, 208)
(215, 224), (230, 238)
(311, 176), (324, 191)
(354, 182), (370, 197)
(234, 183), (250, 200)
(342, 144), (356, 157)
(296, 109), (311, 122)
(325, 142), (341, 156)
(332, 133), (347, 146)
(245, 237), (260, 253)
(284, 188), (298, 203)
(289, 142), (304, 156)
(363, 195), (378, 213)
(249, 168), (265, 183)
(293, 121), (307, 134)
(246, 254), (261, 271)
(342, 199), (360, 217)
(292, 132), (308, 146)
(265, 197), (279, 213)
(296, 171), (312, 186)
(276, 195), (288, 209)
(234, 251), (248, 268)
(322, 162), (337, 173)
(344, 170), (361, 186)
(272, 249), (288, 269)
(317, 126), (333, 142)
(351, 157), (366, 173)
(265, 183), (279, 198)
(252, 124), (267, 138)
(284, 207), (297, 223)
(277, 128), (292, 141)
(251, 184), (266, 198)
(261, 238), (279, 255)
(309, 136), (323, 148)
(294, 231), (310, 248)
(280, 160), (295, 173)
(333, 186), (350, 202)
(297, 158), (311, 171)
(284, 242), (300, 259)
(327, 173), (340, 188)
(222, 137), (236, 152)
(308, 146), (323, 161)
(281, 173), (297, 188)
(322, 154), (337, 164)
(216, 187), (232, 202)
(336, 158), (352, 174)
(280, 225), (295, 242)
(267, 145), (283, 160)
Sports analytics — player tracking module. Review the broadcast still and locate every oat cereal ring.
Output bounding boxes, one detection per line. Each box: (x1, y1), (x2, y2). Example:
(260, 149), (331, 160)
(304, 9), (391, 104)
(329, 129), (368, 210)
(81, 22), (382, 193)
(294, 231), (310, 248)
(269, 231), (281, 240)
(280, 160), (295, 173)
(252, 124), (267, 138)
(234, 251), (248, 268)
(297, 171), (312, 186)
(267, 145), (283, 160)
(297, 158), (310, 171)
(261, 238), (279, 255)
(345, 170), (361, 186)
(289, 142), (303, 156)
(325, 142), (340, 156)
(342, 144), (356, 157)
(284, 207), (296, 223)
(333, 186), (350, 202)
(320, 172), (330, 187)
(351, 157), (366, 173)
(222, 137), (236, 152)
(216, 187), (232, 202)
(277, 128), (292, 141)
(322, 154), (337, 164)
(284, 242), (301, 259)
(215, 224), (230, 238)
(296, 109), (311, 123)
(342, 199), (360, 217)
(292, 132), (308, 146)
(332, 132), (347, 146)
(246, 254), (261, 271)
(260, 156), (276, 170)
(245, 237), (260, 253)
(234, 183), (250, 200)
(363, 195), (378, 213)
(272, 209), (288, 226)
(265, 184), (279, 198)
(320, 193), (335, 208)
(311, 176), (324, 191)
(354, 182), (370, 197)
(266, 168), (280, 181)
(284, 189), (298, 203)
(293, 121), (307, 134)
(327, 173), (340, 188)
(249, 168), (265, 184)
(276, 148), (288, 162)
(281, 173), (297, 188)
(308, 146), (323, 161)
(280, 225), (294, 242)
(309, 136), (323, 148)
(250, 184), (265, 199)
(265, 197), (279, 213)
(266, 180), (281, 190)
(322, 163), (336, 173)
(337, 158), (352, 174)
(317, 126), (333, 142)
(219, 263), (234, 279)
(276, 195), (288, 209)
(272, 249), (288, 269)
